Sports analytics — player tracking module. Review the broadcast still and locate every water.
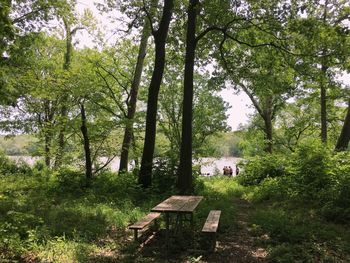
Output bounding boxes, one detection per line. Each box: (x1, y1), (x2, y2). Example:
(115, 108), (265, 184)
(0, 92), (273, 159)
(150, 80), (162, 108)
(8, 156), (243, 176)
(197, 157), (243, 176)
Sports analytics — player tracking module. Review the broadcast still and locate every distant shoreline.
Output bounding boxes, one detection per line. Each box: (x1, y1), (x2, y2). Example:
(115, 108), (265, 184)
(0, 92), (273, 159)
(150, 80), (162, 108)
(8, 155), (243, 175)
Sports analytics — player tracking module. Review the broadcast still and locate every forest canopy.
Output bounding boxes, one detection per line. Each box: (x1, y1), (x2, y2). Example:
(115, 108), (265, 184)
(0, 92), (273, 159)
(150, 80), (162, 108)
(1, 0), (350, 262)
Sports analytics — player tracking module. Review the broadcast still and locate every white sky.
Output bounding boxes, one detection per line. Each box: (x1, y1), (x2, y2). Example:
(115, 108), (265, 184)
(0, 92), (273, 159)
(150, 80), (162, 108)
(75, 1), (350, 131)
(75, 1), (254, 131)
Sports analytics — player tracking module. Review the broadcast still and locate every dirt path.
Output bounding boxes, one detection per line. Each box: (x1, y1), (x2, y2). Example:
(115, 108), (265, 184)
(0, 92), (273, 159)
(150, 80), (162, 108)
(203, 198), (268, 263)
(90, 198), (269, 262)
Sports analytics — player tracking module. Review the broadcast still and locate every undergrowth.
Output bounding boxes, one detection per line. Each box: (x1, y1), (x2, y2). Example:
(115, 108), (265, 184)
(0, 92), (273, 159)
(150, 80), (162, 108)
(1, 150), (350, 262)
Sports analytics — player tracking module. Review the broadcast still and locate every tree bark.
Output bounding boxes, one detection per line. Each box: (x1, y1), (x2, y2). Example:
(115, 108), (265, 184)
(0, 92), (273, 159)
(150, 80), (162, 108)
(80, 102), (92, 186)
(335, 98), (350, 151)
(43, 100), (54, 167)
(177, 0), (198, 194)
(263, 96), (273, 153)
(240, 84), (274, 154)
(44, 134), (51, 167)
(320, 64), (328, 143)
(119, 2), (156, 173)
(55, 18), (72, 167)
(320, 1), (329, 143)
(263, 115), (273, 153)
(138, 0), (174, 188)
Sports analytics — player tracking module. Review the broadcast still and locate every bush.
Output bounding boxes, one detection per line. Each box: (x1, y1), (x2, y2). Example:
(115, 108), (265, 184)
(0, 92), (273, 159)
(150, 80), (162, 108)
(247, 177), (288, 202)
(320, 151), (350, 222)
(287, 141), (332, 202)
(238, 154), (287, 186)
(151, 158), (177, 195)
(241, 140), (350, 223)
(0, 152), (32, 176)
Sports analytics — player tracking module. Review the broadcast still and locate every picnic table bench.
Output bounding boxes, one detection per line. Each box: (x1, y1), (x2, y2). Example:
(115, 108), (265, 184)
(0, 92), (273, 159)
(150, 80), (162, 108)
(151, 195), (203, 248)
(129, 212), (161, 241)
(202, 210), (221, 250)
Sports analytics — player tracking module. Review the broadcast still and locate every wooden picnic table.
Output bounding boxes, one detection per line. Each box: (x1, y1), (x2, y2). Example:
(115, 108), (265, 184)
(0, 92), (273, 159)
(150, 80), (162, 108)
(151, 195), (203, 248)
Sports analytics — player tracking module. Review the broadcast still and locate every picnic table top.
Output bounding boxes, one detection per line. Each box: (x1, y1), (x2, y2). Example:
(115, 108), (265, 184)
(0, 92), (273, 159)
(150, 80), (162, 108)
(151, 195), (203, 213)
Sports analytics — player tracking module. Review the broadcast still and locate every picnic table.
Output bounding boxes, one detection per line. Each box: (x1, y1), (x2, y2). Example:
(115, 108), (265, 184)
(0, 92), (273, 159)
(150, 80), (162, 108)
(151, 195), (203, 248)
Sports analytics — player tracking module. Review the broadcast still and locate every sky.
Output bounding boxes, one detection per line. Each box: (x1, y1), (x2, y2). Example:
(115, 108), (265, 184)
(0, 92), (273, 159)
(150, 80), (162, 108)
(75, 1), (254, 130)
(75, 1), (350, 131)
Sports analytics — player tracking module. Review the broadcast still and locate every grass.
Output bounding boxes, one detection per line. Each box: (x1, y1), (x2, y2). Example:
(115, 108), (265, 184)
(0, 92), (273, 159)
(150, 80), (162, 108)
(0, 166), (349, 262)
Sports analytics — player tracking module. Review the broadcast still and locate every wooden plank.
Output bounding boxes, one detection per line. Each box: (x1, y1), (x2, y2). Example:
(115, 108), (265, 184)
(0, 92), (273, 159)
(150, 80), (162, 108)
(151, 196), (184, 212)
(129, 212), (161, 230)
(180, 196), (203, 212)
(202, 210), (221, 233)
(151, 195), (203, 213)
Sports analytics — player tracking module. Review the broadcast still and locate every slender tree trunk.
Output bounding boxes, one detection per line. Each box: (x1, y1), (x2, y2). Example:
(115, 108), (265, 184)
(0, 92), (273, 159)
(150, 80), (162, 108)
(320, 64), (328, 143)
(263, 115), (273, 153)
(119, 2), (156, 173)
(56, 18), (72, 167)
(320, 1), (328, 143)
(44, 134), (51, 167)
(263, 96), (273, 153)
(177, 0), (198, 194)
(80, 102), (92, 186)
(44, 100), (55, 167)
(138, 0), (174, 188)
(335, 98), (350, 151)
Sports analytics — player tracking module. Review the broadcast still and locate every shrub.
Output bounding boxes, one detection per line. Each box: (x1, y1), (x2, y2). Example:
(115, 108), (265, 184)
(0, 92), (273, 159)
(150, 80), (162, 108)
(288, 141), (332, 202)
(320, 151), (350, 222)
(0, 152), (32, 176)
(151, 158), (177, 195)
(238, 154), (287, 186)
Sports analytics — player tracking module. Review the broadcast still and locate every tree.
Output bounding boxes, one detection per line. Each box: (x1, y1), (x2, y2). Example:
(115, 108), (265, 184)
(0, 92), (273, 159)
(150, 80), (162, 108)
(274, 102), (319, 152)
(138, 0), (174, 188)
(220, 42), (296, 153)
(119, 0), (158, 173)
(0, 0), (13, 53)
(335, 98), (350, 151)
(177, 0), (199, 193)
(158, 71), (230, 159)
(0, 33), (65, 166)
(68, 48), (122, 185)
(54, 5), (92, 167)
(177, 0), (238, 193)
(79, 100), (92, 185)
(287, 0), (350, 143)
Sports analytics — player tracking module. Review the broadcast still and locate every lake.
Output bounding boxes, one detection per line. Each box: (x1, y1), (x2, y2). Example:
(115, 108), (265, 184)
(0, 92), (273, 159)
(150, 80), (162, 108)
(8, 156), (243, 176)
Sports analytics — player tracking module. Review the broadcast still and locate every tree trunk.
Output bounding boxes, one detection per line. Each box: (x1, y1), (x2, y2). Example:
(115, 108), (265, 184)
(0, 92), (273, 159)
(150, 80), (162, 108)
(80, 102), (92, 186)
(320, 2), (328, 144)
(55, 18), (72, 167)
(320, 64), (328, 143)
(335, 98), (350, 151)
(44, 134), (51, 167)
(43, 100), (55, 167)
(138, 0), (174, 188)
(119, 2), (156, 173)
(263, 115), (273, 153)
(177, 0), (198, 194)
(263, 96), (273, 153)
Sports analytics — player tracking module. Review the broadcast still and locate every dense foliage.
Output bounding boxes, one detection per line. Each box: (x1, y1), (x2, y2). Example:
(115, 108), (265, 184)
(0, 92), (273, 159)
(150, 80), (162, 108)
(0, 156), (349, 261)
(0, 0), (350, 261)
(238, 140), (350, 222)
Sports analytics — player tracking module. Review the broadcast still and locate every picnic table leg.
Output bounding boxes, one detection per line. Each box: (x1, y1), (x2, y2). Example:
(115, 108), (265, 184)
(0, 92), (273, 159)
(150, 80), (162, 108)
(165, 213), (170, 250)
(190, 213), (194, 229)
(175, 213), (183, 235)
(190, 213), (194, 247)
(133, 229), (138, 242)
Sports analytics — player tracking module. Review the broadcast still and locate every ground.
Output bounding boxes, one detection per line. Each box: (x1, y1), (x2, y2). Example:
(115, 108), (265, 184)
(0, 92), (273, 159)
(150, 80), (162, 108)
(204, 198), (267, 263)
(88, 197), (269, 263)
